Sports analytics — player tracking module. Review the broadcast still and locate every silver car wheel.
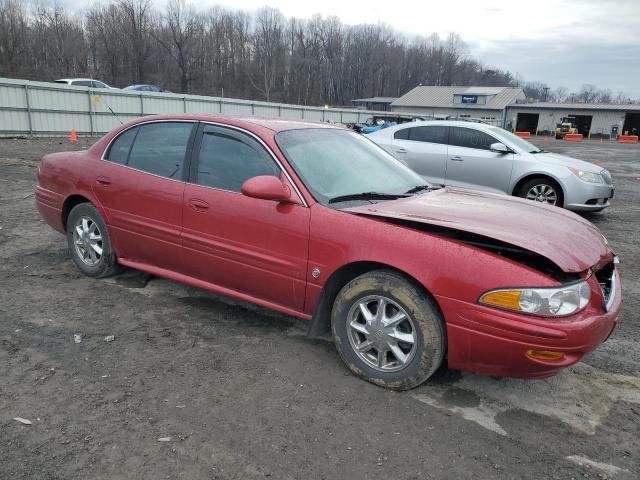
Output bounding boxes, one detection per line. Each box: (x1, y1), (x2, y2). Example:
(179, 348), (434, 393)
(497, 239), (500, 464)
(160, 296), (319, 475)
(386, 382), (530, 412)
(525, 184), (558, 205)
(347, 295), (417, 372)
(73, 216), (103, 266)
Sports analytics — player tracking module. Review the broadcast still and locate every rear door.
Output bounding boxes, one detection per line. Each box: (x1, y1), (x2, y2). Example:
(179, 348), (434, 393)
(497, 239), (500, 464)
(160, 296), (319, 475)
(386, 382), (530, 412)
(93, 121), (196, 272)
(181, 124), (310, 311)
(391, 125), (449, 185)
(445, 126), (514, 194)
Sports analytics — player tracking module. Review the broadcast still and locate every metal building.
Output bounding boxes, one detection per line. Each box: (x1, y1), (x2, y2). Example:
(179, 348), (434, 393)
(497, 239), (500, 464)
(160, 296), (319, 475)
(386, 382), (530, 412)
(504, 103), (640, 139)
(389, 86), (526, 126)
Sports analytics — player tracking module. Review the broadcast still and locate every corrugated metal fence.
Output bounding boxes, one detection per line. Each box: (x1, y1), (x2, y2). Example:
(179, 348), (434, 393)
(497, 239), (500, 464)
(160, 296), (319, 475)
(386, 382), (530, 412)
(0, 77), (400, 136)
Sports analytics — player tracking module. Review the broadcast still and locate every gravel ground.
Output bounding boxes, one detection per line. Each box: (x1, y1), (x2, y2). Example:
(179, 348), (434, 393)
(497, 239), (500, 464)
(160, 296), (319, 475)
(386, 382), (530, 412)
(0, 135), (638, 480)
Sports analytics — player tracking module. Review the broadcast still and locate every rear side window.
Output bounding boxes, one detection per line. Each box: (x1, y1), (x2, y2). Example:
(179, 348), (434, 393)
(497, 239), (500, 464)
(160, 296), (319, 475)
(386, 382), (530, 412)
(105, 122), (193, 179)
(394, 128), (409, 140)
(196, 127), (279, 192)
(395, 126), (448, 144)
(449, 127), (496, 150)
(127, 123), (193, 179)
(72, 80), (92, 87)
(105, 127), (138, 165)
(408, 126), (448, 144)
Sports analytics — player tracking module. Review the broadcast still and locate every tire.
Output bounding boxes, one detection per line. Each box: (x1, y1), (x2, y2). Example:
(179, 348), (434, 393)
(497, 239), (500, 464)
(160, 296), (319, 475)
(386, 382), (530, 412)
(331, 270), (446, 390)
(66, 203), (119, 278)
(516, 177), (564, 207)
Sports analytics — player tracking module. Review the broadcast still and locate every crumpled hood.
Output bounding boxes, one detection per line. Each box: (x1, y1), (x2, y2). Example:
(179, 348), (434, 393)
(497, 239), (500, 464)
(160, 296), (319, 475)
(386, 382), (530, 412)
(344, 187), (612, 273)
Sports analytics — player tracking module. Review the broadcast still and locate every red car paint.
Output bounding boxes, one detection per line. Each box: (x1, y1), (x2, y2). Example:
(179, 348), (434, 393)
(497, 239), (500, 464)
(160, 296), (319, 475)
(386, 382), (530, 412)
(35, 114), (622, 379)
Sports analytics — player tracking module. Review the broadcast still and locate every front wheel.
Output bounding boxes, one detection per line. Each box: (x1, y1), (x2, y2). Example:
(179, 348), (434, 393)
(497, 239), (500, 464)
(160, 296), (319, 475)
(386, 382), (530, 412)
(516, 177), (563, 207)
(331, 270), (446, 390)
(66, 203), (119, 277)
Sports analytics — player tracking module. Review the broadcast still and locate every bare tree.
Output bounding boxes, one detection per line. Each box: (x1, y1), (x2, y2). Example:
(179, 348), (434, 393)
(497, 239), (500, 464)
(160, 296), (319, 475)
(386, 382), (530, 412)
(154, 0), (201, 93)
(250, 7), (285, 101)
(0, 0), (28, 76)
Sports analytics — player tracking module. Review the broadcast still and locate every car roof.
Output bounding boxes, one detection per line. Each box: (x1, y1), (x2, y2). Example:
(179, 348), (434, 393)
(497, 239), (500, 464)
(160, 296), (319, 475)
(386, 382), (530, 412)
(55, 78), (99, 82)
(125, 113), (344, 133)
(381, 120), (499, 132)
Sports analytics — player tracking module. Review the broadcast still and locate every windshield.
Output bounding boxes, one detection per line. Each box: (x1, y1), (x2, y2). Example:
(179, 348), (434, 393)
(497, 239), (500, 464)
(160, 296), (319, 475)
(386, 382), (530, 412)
(488, 126), (543, 153)
(275, 128), (427, 205)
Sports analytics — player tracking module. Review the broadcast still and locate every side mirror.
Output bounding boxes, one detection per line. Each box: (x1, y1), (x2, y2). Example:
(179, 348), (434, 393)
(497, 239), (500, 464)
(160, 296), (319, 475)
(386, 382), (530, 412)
(241, 175), (292, 202)
(490, 142), (512, 154)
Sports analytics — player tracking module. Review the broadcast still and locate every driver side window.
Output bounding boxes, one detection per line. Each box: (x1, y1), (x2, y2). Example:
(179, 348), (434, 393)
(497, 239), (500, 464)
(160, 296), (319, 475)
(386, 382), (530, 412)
(195, 127), (280, 192)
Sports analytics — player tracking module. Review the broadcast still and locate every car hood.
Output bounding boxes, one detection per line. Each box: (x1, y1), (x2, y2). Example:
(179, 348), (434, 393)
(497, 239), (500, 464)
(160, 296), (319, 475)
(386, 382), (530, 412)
(343, 187), (611, 273)
(528, 151), (604, 173)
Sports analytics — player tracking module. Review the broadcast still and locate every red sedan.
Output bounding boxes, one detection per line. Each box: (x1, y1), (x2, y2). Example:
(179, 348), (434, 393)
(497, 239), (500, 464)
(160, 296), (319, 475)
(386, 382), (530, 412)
(35, 115), (622, 389)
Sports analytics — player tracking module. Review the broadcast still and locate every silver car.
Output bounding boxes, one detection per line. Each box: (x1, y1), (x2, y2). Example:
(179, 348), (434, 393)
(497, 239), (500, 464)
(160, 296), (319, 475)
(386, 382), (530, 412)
(366, 120), (614, 211)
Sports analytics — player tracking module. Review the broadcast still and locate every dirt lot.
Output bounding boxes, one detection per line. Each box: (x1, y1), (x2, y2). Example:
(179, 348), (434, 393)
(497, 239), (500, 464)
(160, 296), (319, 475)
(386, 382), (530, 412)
(1, 136), (639, 479)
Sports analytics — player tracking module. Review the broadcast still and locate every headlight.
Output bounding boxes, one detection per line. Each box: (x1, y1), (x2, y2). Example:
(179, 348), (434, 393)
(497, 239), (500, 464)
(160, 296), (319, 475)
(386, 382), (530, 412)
(569, 167), (604, 184)
(479, 281), (591, 317)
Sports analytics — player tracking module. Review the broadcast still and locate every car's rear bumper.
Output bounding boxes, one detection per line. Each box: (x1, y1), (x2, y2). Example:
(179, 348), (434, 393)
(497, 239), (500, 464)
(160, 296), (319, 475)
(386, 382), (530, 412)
(436, 270), (622, 378)
(35, 186), (65, 233)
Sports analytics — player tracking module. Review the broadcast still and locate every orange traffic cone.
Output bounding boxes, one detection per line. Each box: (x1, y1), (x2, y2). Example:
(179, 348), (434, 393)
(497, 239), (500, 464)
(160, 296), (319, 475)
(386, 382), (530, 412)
(70, 129), (77, 144)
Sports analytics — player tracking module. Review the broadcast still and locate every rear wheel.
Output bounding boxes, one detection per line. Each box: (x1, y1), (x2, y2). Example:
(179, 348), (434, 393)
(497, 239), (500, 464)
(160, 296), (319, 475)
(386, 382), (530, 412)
(516, 177), (563, 207)
(66, 203), (118, 277)
(331, 270), (446, 390)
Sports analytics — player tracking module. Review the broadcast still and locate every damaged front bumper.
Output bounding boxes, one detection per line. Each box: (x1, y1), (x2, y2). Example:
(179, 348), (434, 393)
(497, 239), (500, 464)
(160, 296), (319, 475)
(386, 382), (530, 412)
(436, 268), (622, 378)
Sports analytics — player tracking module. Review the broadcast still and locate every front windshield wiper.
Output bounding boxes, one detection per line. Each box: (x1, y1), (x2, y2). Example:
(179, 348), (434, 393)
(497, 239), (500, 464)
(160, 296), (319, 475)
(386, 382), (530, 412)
(529, 149), (547, 154)
(405, 184), (443, 194)
(328, 192), (410, 204)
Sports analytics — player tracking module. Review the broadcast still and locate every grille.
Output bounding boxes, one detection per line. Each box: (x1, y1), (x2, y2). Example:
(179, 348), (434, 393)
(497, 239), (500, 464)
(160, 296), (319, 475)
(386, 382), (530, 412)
(601, 169), (613, 185)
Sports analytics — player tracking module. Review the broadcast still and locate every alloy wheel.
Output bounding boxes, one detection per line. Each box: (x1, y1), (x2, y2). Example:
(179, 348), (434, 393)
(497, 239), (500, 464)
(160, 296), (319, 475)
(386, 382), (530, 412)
(525, 184), (558, 205)
(347, 295), (417, 372)
(72, 216), (103, 266)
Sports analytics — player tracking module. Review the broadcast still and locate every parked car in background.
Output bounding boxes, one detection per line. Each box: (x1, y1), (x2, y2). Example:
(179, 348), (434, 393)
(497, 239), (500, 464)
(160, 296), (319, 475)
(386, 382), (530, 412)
(54, 78), (114, 89)
(366, 120), (614, 212)
(124, 84), (171, 93)
(35, 115), (621, 390)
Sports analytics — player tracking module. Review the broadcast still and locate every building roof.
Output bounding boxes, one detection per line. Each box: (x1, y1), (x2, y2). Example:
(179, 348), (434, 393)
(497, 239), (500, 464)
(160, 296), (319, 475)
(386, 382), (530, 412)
(352, 97), (398, 104)
(391, 86), (524, 110)
(505, 102), (640, 112)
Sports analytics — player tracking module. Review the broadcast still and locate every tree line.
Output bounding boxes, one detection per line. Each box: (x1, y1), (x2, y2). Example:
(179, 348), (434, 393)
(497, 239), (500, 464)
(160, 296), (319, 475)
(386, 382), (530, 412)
(0, 0), (634, 106)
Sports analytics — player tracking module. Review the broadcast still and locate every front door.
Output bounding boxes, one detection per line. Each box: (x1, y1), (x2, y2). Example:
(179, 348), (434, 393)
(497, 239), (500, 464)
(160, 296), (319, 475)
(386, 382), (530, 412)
(93, 121), (195, 272)
(181, 124), (310, 311)
(445, 126), (514, 194)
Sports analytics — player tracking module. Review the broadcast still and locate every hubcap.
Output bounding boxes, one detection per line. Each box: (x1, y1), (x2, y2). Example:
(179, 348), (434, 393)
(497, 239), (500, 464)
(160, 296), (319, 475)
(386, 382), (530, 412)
(347, 295), (417, 372)
(72, 216), (103, 266)
(525, 184), (558, 205)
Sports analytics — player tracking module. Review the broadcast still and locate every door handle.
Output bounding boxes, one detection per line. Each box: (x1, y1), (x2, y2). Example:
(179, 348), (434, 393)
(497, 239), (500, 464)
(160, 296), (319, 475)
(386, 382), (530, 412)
(450, 156), (464, 162)
(96, 176), (111, 186)
(188, 198), (209, 212)
(395, 148), (408, 154)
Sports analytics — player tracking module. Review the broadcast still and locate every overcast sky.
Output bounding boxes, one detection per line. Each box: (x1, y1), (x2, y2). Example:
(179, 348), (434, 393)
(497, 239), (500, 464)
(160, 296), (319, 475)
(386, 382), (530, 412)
(68, 0), (640, 97)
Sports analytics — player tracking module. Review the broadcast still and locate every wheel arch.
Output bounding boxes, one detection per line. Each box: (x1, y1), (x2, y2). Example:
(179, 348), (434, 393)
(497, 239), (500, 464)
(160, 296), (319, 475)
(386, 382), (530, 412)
(61, 194), (93, 230)
(306, 261), (444, 340)
(511, 173), (566, 207)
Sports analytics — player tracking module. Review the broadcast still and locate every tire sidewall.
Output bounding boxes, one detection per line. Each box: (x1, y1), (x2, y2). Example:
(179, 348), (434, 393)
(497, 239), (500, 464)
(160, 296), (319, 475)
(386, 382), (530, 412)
(66, 203), (116, 278)
(517, 177), (564, 207)
(331, 271), (445, 390)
